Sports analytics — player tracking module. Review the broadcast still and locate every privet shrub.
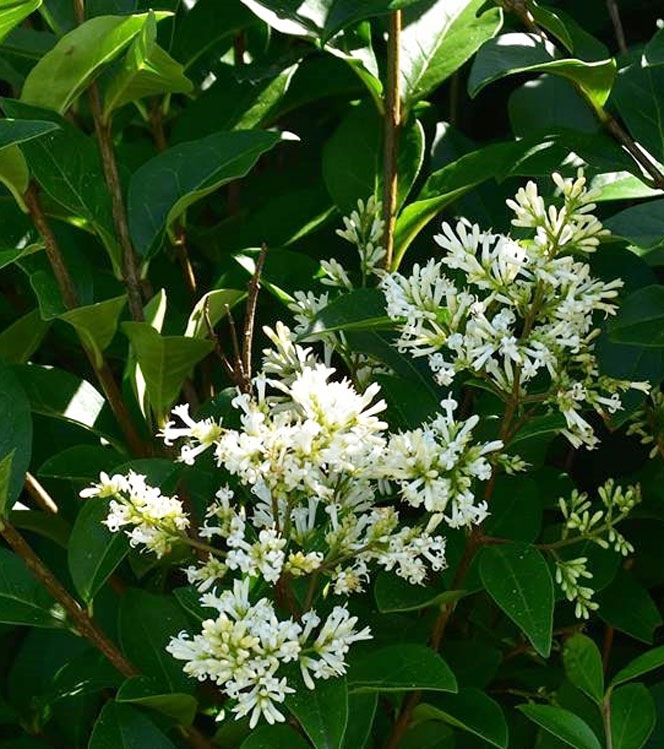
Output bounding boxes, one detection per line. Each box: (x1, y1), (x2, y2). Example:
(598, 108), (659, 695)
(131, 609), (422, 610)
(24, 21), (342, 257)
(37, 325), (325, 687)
(0, 1), (663, 748)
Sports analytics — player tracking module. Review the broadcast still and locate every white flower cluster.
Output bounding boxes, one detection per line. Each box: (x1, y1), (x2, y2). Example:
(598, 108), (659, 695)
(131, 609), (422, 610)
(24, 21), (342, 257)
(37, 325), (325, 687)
(381, 171), (649, 449)
(166, 579), (370, 728)
(553, 479), (640, 618)
(80, 471), (189, 557)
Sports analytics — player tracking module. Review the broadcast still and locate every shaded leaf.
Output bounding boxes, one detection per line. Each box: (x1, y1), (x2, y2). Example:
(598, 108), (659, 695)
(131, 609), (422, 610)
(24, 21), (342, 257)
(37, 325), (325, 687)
(518, 704), (601, 749)
(610, 683), (656, 749)
(116, 675), (198, 725)
(0, 309), (49, 365)
(285, 674), (348, 749)
(0, 118), (58, 150)
(88, 701), (177, 748)
(611, 646), (664, 688)
(0, 547), (61, 628)
(563, 633), (604, 704)
(0, 367), (32, 513)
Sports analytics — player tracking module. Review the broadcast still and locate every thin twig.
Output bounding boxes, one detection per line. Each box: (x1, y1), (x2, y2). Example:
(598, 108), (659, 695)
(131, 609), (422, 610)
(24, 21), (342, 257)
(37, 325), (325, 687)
(173, 224), (198, 300)
(241, 244), (268, 390)
(383, 10), (402, 269)
(87, 83), (145, 322)
(203, 301), (244, 387)
(24, 472), (58, 514)
(23, 183), (146, 456)
(606, 0), (627, 54)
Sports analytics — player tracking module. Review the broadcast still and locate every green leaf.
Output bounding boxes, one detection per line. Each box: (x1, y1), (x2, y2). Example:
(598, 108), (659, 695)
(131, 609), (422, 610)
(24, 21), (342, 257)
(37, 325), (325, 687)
(562, 633), (604, 704)
(1, 100), (120, 269)
(348, 644), (457, 693)
(122, 322), (214, 420)
(645, 26), (664, 67)
(184, 289), (246, 338)
(483, 476), (541, 543)
(0, 452), (15, 518)
(468, 32), (616, 110)
(240, 724), (310, 749)
(374, 572), (465, 613)
(0, 367), (32, 513)
(612, 63), (664, 163)
(38, 445), (120, 482)
(116, 675), (198, 725)
(609, 286), (664, 347)
(21, 12), (171, 113)
(127, 129), (285, 257)
(400, 0), (503, 110)
(118, 588), (194, 693)
(9, 508), (70, 548)
(597, 570), (662, 644)
(0, 0), (40, 44)
(0, 547), (62, 628)
(479, 542), (554, 657)
(414, 688), (508, 749)
(342, 693), (377, 749)
(103, 12), (193, 118)
(285, 675), (348, 749)
(393, 139), (537, 268)
(0, 118), (58, 150)
(611, 646), (664, 688)
(0, 145), (29, 209)
(57, 295), (126, 368)
(304, 288), (391, 336)
(610, 683), (656, 749)
(0, 309), (49, 365)
(13, 363), (122, 446)
(239, 0), (419, 42)
(606, 200), (664, 254)
(518, 704), (602, 749)
(88, 701), (177, 749)
(68, 496), (129, 603)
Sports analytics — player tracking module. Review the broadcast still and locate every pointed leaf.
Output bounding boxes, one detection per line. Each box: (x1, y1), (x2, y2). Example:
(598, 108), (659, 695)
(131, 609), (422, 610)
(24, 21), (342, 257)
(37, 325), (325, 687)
(469, 32), (616, 110)
(21, 12), (171, 113)
(285, 674), (348, 749)
(127, 129), (285, 257)
(0, 118), (58, 150)
(597, 570), (663, 644)
(414, 688), (508, 749)
(611, 646), (664, 688)
(122, 322), (214, 420)
(103, 13), (193, 118)
(0, 145), (29, 209)
(479, 542), (554, 657)
(68, 496), (129, 603)
(518, 704), (602, 749)
(58, 295), (126, 368)
(0, 309), (49, 365)
(184, 289), (246, 338)
(563, 633), (604, 704)
(348, 644), (457, 693)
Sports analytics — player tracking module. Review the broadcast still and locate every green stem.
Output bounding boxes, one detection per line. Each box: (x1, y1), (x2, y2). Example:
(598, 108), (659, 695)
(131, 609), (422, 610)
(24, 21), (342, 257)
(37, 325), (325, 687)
(383, 9), (402, 270)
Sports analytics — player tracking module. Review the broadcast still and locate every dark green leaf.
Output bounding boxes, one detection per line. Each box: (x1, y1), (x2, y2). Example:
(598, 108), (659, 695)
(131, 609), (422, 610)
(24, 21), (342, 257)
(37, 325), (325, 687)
(348, 644), (457, 693)
(414, 688), (508, 748)
(483, 477), (541, 543)
(0, 547), (62, 628)
(68, 496), (129, 603)
(286, 675), (347, 749)
(0, 118), (58, 150)
(479, 542), (554, 657)
(597, 569), (662, 644)
(342, 692), (376, 749)
(38, 445), (121, 482)
(610, 683), (656, 749)
(606, 200), (664, 253)
(88, 701), (177, 748)
(609, 286), (664, 347)
(128, 129), (285, 257)
(518, 704), (601, 749)
(240, 724), (310, 749)
(562, 633), (604, 704)
(0, 309), (49, 365)
(611, 646), (664, 688)
(116, 675), (198, 725)
(0, 367), (31, 512)
(374, 572), (465, 613)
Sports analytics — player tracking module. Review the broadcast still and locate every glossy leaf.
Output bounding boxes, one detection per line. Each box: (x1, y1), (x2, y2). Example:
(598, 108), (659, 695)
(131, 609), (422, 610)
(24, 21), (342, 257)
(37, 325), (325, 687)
(0, 309), (49, 365)
(88, 701), (177, 749)
(0, 0), (41, 44)
(605, 200), (664, 253)
(127, 129), (285, 257)
(0, 118), (58, 150)
(400, 0), (503, 109)
(610, 683), (656, 749)
(0, 547), (61, 628)
(122, 322), (214, 419)
(118, 589), (194, 693)
(58, 295), (126, 368)
(184, 289), (246, 338)
(415, 688), (508, 748)
(116, 675), (198, 725)
(21, 12), (171, 113)
(518, 704), (602, 749)
(563, 633), (604, 703)
(103, 13), (193, 118)
(68, 496), (129, 603)
(38, 445), (120, 482)
(348, 644), (457, 693)
(611, 646), (664, 688)
(479, 542), (554, 657)
(286, 675), (348, 749)
(0, 367), (32, 513)
(0, 145), (29, 209)
(469, 32), (616, 110)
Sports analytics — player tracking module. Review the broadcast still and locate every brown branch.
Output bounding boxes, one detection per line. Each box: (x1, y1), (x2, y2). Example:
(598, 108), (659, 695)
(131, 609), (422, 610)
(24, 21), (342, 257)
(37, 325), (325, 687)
(606, 0), (627, 54)
(173, 224), (198, 300)
(383, 10), (402, 269)
(24, 473), (58, 514)
(87, 83), (145, 322)
(23, 183), (146, 456)
(241, 244), (268, 390)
